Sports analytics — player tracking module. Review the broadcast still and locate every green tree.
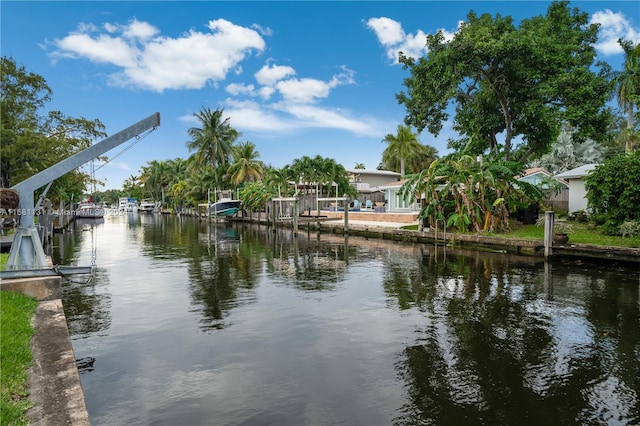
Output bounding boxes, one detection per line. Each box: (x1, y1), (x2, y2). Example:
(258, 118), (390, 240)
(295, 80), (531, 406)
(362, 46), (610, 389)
(401, 155), (542, 232)
(139, 159), (170, 201)
(585, 150), (640, 230)
(186, 107), (239, 190)
(227, 141), (264, 185)
(289, 155), (355, 200)
(534, 128), (604, 174)
(381, 125), (423, 176)
(354, 162), (366, 170)
(122, 175), (143, 200)
(396, 1), (612, 163)
(1, 57), (106, 202)
(613, 39), (640, 153)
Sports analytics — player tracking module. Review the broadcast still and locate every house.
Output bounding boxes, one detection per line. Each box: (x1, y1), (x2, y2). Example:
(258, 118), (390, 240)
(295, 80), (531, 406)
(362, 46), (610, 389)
(377, 179), (422, 213)
(517, 167), (569, 212)
(346, 169), (400, 205)
(554, 164), (598, 213)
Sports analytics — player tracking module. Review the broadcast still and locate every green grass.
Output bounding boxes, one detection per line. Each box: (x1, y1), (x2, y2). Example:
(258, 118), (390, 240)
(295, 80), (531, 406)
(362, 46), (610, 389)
(402, 222), (640, 248)
(0, 253), (8, 271)
(502, 222), (640, 247)
(1, 291), (38, 426)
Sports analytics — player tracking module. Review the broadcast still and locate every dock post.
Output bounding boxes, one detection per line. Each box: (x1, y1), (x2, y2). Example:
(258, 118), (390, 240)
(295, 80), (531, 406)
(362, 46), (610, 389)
(343, 196), (349, 233)
(271, 201), (277, 232)
(544, 211), (554, 259)
(293, 197), (299, 237)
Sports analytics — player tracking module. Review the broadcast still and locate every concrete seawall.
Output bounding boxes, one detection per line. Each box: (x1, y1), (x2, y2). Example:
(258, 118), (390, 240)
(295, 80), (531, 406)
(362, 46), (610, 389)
(1, 275), (91, 425)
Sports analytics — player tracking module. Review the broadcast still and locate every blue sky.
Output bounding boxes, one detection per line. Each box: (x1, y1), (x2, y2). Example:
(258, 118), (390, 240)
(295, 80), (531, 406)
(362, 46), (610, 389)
(2, 1), (639, 190)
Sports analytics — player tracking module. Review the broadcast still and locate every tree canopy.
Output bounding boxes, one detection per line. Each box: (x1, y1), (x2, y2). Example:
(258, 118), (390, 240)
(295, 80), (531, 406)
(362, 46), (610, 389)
(381, 125), (438, 176)
(396, 1), (613, 163)
(585, 150), (640, 230)
(1, 56), (106, 203)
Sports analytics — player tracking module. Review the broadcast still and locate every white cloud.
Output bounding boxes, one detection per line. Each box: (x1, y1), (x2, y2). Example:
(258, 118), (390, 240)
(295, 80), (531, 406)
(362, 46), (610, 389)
(275, 67), (355, 103)
(590, 9), (640, 56)
(225, 82), (256, 96)
(54, 33), (137, 67)
(275, 103), (383, 136)
(276, 77), (333, 103)
(255, 63), (296, 86)
(122, 19), (159, 41)
(365, 17), (404, 45)
(366, 17), (437, 63)
(222, 99), (298, 133)
(215, 96), (389, 138)
(51, 18), (266, 91)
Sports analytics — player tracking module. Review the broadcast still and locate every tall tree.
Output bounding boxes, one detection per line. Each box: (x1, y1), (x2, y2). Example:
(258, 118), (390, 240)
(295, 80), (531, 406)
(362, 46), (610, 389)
(1, 57), (106, 200)
(614, 39), (640, 153)
(186, 107), (239, 190)
(382, 125), (423, 176)
(227, 141), (264, 185)
(396, 1), (612, 163)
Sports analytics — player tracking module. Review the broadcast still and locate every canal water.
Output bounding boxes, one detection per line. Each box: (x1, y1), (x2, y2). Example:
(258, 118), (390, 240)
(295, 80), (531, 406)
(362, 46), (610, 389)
(53, 213), (639, 425)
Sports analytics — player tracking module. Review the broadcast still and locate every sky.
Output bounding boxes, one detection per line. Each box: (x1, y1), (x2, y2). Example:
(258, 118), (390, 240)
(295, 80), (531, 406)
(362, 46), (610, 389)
(2, 1), (639, 190)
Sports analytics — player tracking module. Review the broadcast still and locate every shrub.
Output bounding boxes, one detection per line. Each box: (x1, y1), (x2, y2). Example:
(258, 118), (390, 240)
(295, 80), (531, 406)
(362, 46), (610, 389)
(569, 210), (588, 222)
(619, 221), (640, 238)
(586, 151), (640, 226)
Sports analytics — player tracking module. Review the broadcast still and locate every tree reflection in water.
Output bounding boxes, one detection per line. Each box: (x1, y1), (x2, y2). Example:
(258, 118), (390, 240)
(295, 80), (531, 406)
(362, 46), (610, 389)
(54, 216), (638, 424)
(55, 220), (112, 339)
(390, 250), (639, 425)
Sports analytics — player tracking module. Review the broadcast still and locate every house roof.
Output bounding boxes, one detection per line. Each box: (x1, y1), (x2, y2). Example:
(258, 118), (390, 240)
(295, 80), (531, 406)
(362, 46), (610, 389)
(554, 164), (598, 179)
(517, 167), (568, 187)
(346, 169), (401, 177)
(377, 179), (410, 189)
(519, 167), (552, 178)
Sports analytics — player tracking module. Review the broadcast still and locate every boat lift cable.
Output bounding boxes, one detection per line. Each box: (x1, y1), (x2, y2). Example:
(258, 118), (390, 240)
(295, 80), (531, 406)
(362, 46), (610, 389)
(91, 126), (157, 175)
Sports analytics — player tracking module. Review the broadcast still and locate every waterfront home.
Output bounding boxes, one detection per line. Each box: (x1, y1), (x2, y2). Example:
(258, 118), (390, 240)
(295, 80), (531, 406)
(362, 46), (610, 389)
(554, 164), (598, 213)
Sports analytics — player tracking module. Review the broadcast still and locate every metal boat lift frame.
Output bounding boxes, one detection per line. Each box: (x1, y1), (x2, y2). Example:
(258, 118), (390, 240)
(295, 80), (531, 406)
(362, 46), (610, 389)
(2, 112), (160, 277)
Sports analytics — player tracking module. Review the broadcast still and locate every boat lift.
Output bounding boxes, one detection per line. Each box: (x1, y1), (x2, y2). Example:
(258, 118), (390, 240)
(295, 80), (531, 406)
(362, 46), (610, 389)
(1, 112), (160, 278)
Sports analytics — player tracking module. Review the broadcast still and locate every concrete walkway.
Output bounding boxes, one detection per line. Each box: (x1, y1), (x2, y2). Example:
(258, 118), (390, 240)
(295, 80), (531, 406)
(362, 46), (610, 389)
(27, 299), (91, 425)
(1, 276), (91, 425)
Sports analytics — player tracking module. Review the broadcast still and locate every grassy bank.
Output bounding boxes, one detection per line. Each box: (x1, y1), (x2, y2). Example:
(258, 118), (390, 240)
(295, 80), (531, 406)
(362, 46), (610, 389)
(1, 289), (38, 426)
(402, 222), (640, 248)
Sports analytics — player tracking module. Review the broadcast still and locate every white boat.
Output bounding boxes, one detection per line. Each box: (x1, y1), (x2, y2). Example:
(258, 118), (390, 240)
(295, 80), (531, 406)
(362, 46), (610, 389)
(119, 197), (138, 212)
(76, 204), (105, 218)
(139, 200), (156, 213)
(199, 191), (241, 217)
(208, 198), (241, 217)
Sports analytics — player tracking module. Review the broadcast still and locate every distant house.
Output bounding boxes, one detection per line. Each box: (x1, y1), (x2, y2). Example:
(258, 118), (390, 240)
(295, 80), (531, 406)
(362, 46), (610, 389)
(377, 179), (422, 213)
(554, 164), (598, 213)
(518, 167), (556, 187)
(517, 167), (569, 212)
(346, 169), (400, 204)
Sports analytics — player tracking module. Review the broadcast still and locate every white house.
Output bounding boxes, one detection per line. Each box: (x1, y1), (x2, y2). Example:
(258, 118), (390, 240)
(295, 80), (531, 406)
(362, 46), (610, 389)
(377, 179), (422, 213)
(554, 164), (598, 213)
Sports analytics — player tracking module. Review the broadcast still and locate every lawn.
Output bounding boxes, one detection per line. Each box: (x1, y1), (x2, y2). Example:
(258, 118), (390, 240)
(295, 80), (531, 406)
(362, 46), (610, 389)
(402, 221), (640, 248)
(0, 290), (38, 426)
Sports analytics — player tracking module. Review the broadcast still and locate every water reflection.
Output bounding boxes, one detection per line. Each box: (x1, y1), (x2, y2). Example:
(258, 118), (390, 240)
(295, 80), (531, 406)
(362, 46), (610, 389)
(53, 215), (639, 425)
(390, 251), (639, 425)
(55, 220), (111, 338)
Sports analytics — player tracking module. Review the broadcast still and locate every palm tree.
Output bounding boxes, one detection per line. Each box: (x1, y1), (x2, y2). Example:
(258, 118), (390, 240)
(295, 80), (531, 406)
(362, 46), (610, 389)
(227, 141), (264, 185)
(354, 162), (366, 169)
(614, 39), (640, 153)
(187, 107), (239, 189)
(139, 159), (170, 201)
(535, 129), (604, 174)
(382, 125), (422, 176)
